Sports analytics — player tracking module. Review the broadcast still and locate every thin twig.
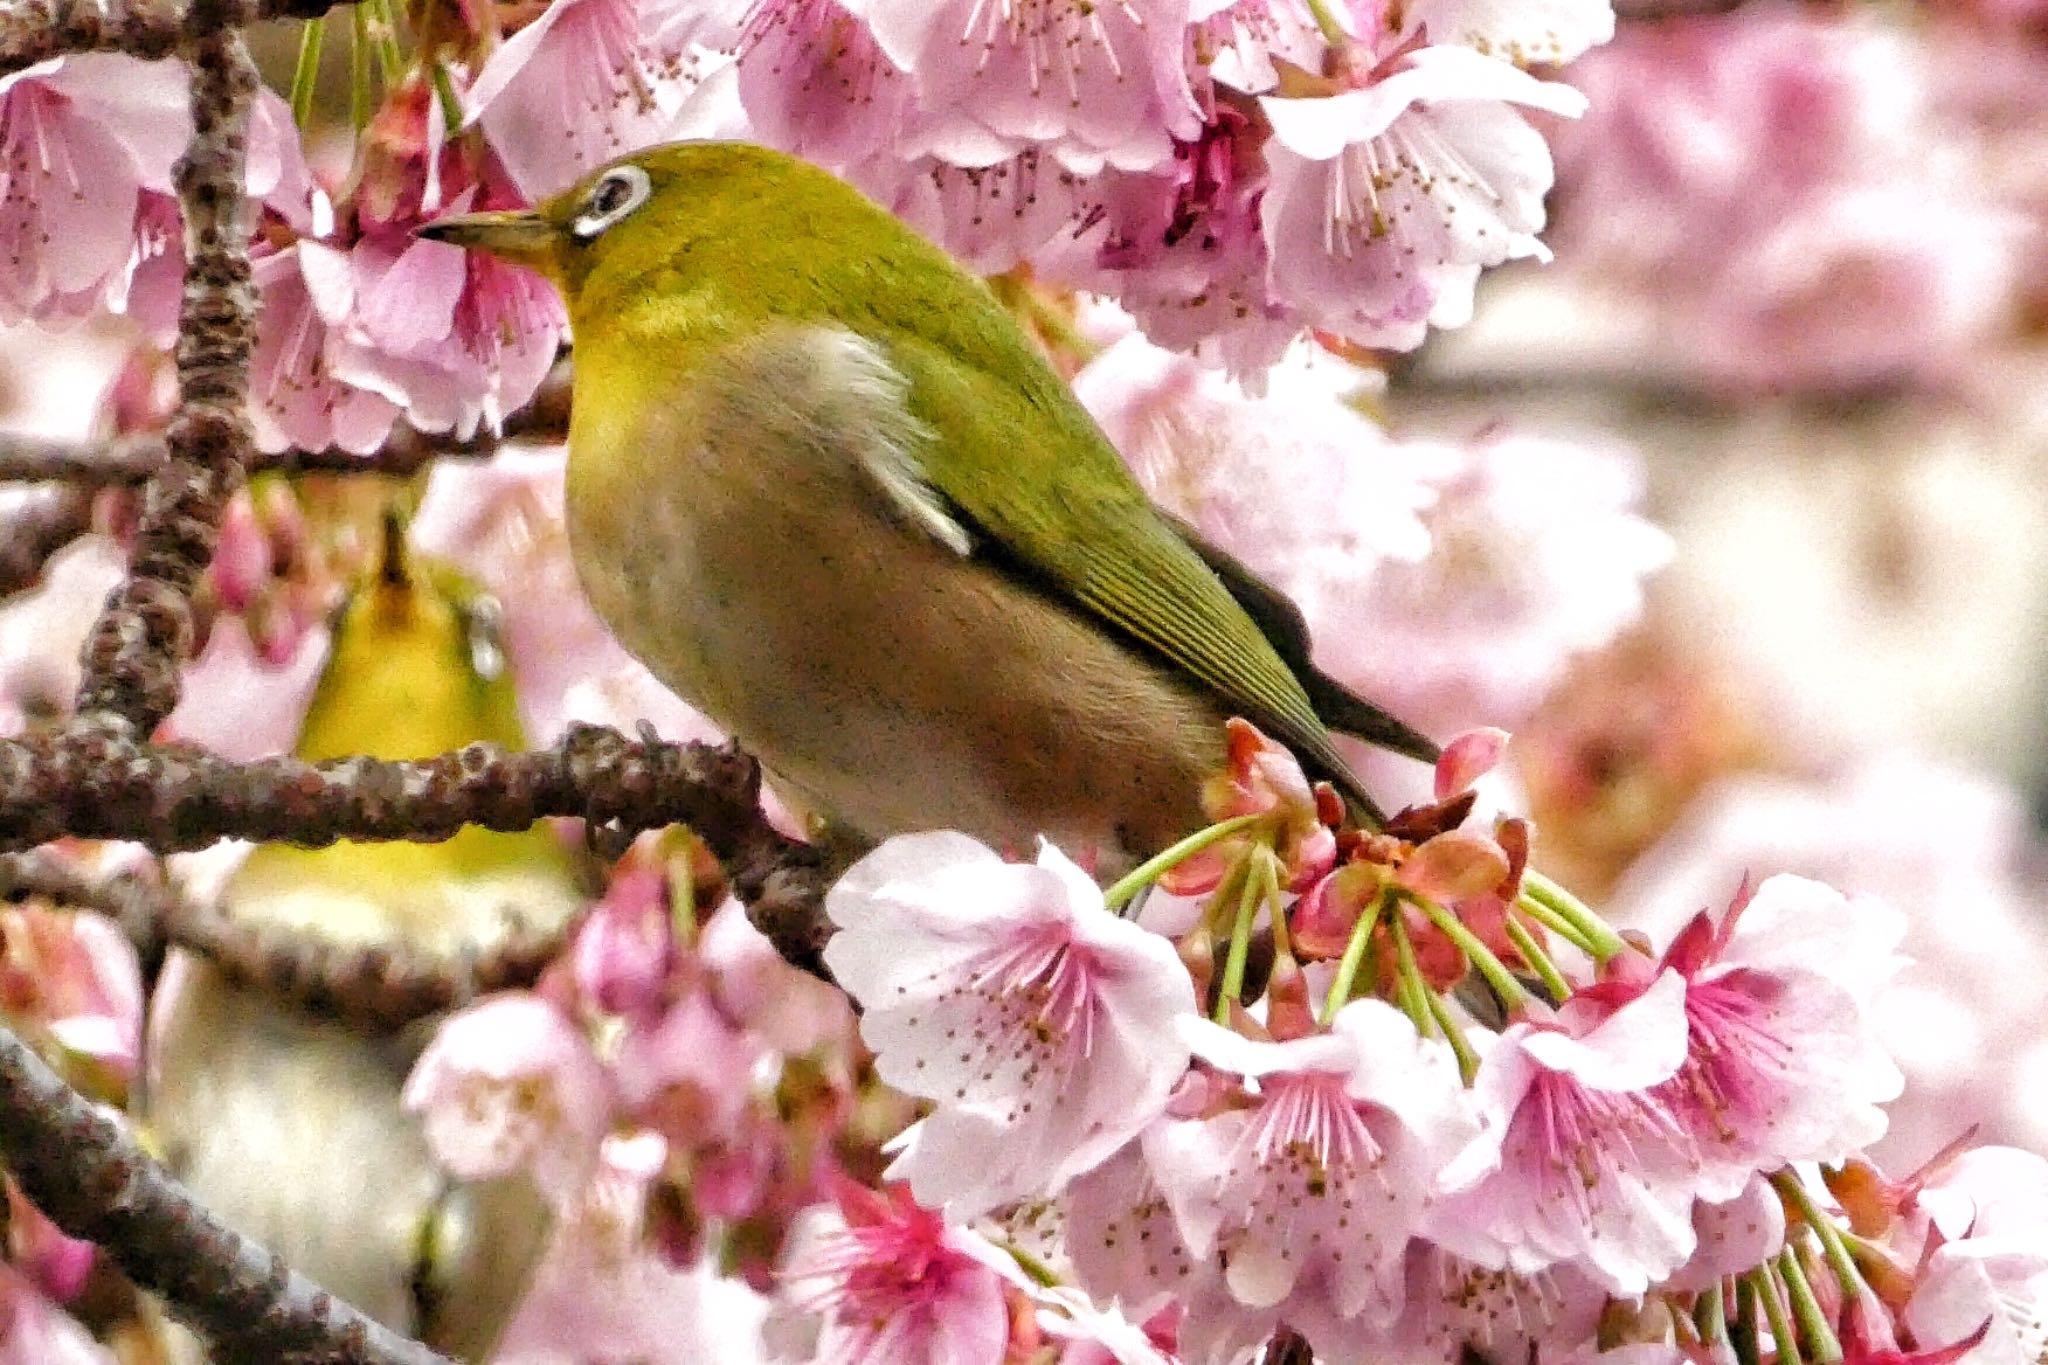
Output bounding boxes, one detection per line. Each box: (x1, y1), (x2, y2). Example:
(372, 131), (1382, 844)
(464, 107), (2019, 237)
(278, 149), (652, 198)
(0, 366), (573, 487)
(0, 1018), (456, 1365)
(0, 851), (595, 1028)
(0, 485), (94, 599)
(73, 26), (259, 733)
(0, 724), (836, 979)
(0, 0), (348, 76)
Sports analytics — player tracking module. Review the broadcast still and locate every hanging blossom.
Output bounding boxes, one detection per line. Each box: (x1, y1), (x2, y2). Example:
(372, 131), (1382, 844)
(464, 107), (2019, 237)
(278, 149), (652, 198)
(824, 832), (1199, 1219)
(466, 0), (748, 199)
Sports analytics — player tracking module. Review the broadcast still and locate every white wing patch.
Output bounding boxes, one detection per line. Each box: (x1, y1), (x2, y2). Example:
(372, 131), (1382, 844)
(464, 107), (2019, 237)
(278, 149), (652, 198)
(799, 326), (974, 558)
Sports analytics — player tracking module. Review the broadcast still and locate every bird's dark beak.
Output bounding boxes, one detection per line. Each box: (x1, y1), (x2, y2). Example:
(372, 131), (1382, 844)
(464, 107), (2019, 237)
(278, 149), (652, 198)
(415, 209), (559, 274)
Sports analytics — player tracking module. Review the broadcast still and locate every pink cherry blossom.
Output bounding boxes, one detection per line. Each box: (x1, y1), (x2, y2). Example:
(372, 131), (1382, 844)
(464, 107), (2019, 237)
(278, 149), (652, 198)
(1063, 1130), (1217, 1328)
(700, 898), (857, 1058)
(1148, 1002), (1476, 1352)
(467, 0), (745, 199)
(1609, 756), (2034, 1165)
(872, 147), (1094, 274)
(1662, 1173), (1786, 1292)
(1431, 969), (1699, 1295)
(1192, 0), (1329, 95)
(780, 1181), (1022, 1364)
(1312, 430), (1672, 736)
(1382, 1241), (1608, 1365)
(496, 1133), (770, 1364)
(1397, 0), (1615, 68)
(572, 862), (678, 1018)
(4, 1184), (96, 1303)
(247, 240), (405, 456)
(403, 992), (616, 1207)
(736, 0), (918, 169)
(1259, 45), (1587, 350)
(613, 989), (762, 1148)
(1906, 1230), (2048, 1365)
(0, 54), (188, 331)
(851, 0), (1203, 174)
(825, 832), (1197, 1218)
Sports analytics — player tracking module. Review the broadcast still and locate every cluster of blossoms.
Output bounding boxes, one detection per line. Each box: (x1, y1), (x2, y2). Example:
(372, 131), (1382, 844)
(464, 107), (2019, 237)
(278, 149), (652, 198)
(1544, 3), (2035, 396)
(391, 719), (2044, 1365)
(1, 0), (1621, 460)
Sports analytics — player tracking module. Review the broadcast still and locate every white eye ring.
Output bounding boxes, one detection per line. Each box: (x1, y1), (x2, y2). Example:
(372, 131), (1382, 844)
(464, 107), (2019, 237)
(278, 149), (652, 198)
(572, 164), (652, 239)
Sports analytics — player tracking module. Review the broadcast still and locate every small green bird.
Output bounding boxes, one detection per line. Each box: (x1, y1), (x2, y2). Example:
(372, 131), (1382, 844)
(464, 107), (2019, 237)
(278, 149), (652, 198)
(420, 142), (1436, 867)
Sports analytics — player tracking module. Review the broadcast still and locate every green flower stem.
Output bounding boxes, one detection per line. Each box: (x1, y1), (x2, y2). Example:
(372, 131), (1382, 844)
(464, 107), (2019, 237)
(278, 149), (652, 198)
(289, 18), (324, 128)
(1320, 889), (1388, 1024)
(1301, 0), (1352, 50)
(1103, 813), (1263, 913)
(1523, 870), (1628, 962)
(368, 0), (403, 82)
(1409, 892), (1531, 1013)
(430, 60), (463, 136)
(1389, 911), (1433, 1036)
(1509, 891), (1600, 956)
(1259, 850), (1290, 962)
(1002, 1241), (1062, 1290)
(1696, 1279), (1728, 1352)
(1752, 1265), (1804, 1365)
(349, 4), (372, 133)
(1214, 849), (1271, 1024)
(1732, 1277), (1763, 1365)
(1423, 987), (1478, 1081)
(1778, 1247), (1841, 1363)
(1503, 913), (1572, 1002)
(1773, 1171), (1868, 1303)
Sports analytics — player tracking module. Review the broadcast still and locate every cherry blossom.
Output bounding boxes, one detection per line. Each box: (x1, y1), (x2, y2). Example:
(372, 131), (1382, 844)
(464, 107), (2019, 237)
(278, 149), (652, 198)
(1397, 0), (1615, 68)
(735, 0), (917, 169)
(1431, 969), (1698, 1295)
(1382, 1242), (1609, 1365)
(572, 861), (679, 1019)
(1148, 1002), (1476, 1353)
(825, 832), (1198, 1218)
(466, 0), (746, 199)
(246, 241), (406, 456)
(403, 992), (616, 1206)
(0, 898), (144, 1092)
(850, 0), (1204, 174)
(0, 1265), (109, 1365)
(1259, 45), (1587, 350)
(779, 1180), (1022, 1364)
(0, 54), (187, 331)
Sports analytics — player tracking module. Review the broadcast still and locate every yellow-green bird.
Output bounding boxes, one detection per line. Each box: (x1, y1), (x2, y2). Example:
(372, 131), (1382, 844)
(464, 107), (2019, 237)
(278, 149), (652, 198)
(143, 525), (585, 1362)
(420, 142), (1437, 867)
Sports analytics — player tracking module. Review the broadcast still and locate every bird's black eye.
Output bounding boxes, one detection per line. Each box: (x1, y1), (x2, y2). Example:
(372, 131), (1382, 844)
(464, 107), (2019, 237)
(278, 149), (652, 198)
(571, 164), (652, 240)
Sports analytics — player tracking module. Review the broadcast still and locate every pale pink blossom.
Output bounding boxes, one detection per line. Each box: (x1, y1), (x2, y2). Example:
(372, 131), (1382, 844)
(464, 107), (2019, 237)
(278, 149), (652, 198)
(467, 0), (746, 199)
(1030, 1284), (1176, 1365)
(851, 0), (1203, 174)
(1048, 107), (1292, 373)
(4, 1185), (96, 1303)
(1662, 1173), (1786, 1292)
(247, 241), (404, 456)
(161, 615), (328, 761)
(614, 989), (762, 1146)
(1431, 969), (1699, 1295)
(1397, 0), (1615, 68)
(0, 54), (187, 330)
(736, 0), (917, 168)
(1148, 1002), (1476, 1351)
(825, 832), (1197, 1218)
(873, 147), (1094, 274)
(1609, 756), (2040, 1165)
(1314, 430), (1672, 736)
(1382, 1242), (1608, 1365)
(700, 899), (858, 1058)
(1644, 874), (1904, 1192)
(0, 1265), (110, 1365)
(1907, 1225), (2048, 1365)
(780, 1181), (1021, 1364)
(403, 992), (615, 1206)
(1063, 1130), (1216, 1327)
(573, 862), (678, 1018)
(497, 1133), (770, 1364)
(1259, 45), (1586, 349)
(1192, 0), (1329, 95)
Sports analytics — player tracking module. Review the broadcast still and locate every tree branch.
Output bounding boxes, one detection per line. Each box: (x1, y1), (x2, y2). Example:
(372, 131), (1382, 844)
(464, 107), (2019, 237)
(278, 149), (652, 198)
(0, 724), (836, 980)
(0, 0), (347, 76)
(0, 1018), (457, 1364)
(0, 851), (598, 1029)
(72, 26), (259, 734)
(0, 485), (94, 600)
